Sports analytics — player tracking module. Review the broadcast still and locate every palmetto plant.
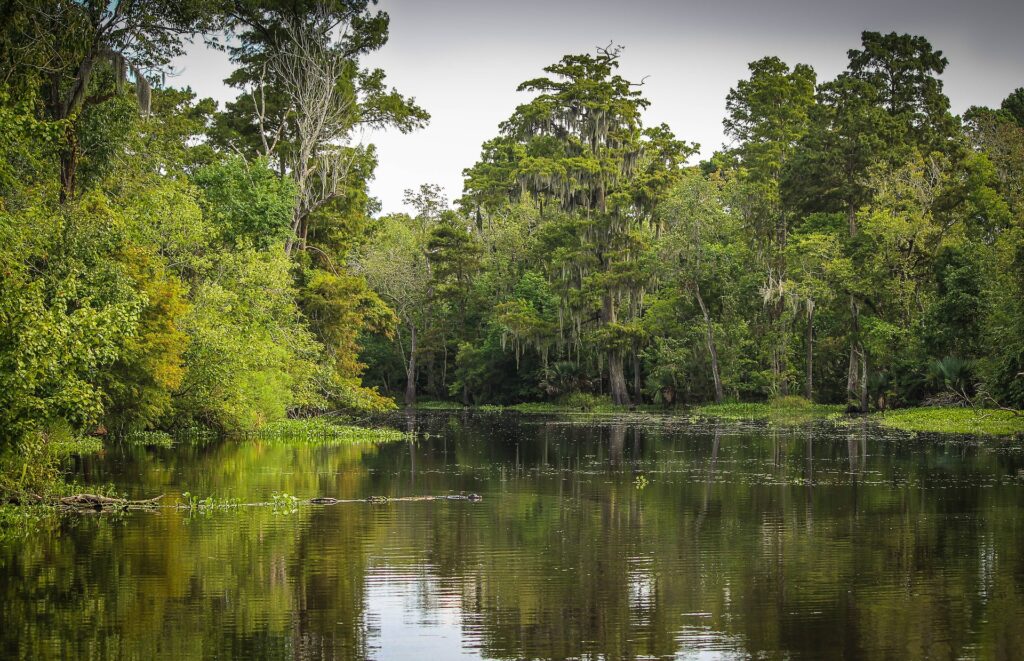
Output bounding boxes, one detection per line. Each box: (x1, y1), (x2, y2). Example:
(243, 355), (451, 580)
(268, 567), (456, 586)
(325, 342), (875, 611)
(928, 356), (975, 403)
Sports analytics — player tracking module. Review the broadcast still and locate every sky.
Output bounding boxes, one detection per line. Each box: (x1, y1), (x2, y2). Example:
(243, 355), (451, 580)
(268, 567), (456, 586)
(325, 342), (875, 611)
(171, 0), (1024, 215)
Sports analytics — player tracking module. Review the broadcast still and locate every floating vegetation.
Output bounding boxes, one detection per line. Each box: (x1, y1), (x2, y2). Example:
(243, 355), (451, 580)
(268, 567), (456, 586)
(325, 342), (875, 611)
(121, 431), (175, 448)
(179, 492), (242, 511)
(417, 394), (648, 414)
(270, 492), (300, 515)
(693, 397), (844, 424)
(46, 435), (103, 457)
(415, 400), (468, 411)
(873, 407), (1024, 436)
(242, 418), (411, 444)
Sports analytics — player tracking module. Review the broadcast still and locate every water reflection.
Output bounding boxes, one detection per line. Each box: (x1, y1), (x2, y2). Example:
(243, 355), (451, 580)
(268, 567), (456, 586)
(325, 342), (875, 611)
(1, 412), (1023, 660)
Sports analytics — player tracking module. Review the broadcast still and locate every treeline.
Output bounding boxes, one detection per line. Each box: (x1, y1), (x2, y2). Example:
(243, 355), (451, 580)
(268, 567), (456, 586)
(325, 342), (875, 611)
(0, 0), (427, 450)
(2, 3), (1023, 455)
(357, 36), (1024, 411)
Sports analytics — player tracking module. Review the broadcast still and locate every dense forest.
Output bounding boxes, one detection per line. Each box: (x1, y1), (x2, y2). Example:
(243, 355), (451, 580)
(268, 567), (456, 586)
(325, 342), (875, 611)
(2, 0), (1024, 456)
(360, 37), (1024, 413)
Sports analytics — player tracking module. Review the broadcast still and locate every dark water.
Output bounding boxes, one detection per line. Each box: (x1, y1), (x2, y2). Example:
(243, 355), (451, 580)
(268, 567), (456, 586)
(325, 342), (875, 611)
(2, 412), (1024, 660)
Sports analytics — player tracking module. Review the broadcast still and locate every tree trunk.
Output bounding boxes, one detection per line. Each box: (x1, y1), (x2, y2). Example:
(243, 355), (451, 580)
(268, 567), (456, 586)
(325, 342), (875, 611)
(425, 358), (436, 398)
(846, 297), (871, 411)
(59, 140), (77, 204)
(846, 333), (859, 407)
(631, 339), (642, 402)
(695, 285), (724, 404)
(404, 324), (417, 407)
(602, 292), (630, 406)
(845, 203), (867, 411)
(805, 304), (814, 401)
(608, 355), (630, 406)
(859, 347), (869, 413)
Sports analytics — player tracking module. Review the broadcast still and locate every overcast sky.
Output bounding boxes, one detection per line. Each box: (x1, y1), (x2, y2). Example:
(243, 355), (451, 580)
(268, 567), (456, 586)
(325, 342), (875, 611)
(171, 0), (1024, 214)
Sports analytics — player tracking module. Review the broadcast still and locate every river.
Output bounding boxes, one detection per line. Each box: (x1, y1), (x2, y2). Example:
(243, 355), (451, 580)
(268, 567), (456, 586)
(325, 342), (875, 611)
(2, 411), (1023, 659)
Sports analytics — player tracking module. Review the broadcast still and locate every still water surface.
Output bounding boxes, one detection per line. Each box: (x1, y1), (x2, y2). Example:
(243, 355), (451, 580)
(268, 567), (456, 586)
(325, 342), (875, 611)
(2, 412), (1024, 660)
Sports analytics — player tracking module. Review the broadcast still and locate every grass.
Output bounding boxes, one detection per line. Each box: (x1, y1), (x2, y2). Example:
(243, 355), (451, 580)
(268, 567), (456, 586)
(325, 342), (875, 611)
(243, 417), (411, 444)
(873, 407), (1024, 436)
(693, 396), (844, 423)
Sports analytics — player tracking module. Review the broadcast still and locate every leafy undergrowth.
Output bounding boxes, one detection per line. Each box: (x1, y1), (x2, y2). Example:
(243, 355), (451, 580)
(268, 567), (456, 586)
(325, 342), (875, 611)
(243, 417), (410, 444)
(693, 396), (844, 423)
(0, 427), (109, 503)
(873, 407), (1024, 436)
(0, 429), (117, 541)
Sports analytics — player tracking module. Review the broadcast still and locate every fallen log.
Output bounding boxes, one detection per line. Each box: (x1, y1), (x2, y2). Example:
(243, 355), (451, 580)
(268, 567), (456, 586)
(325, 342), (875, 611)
(59, 494), (164, 510)
(34, 492), (478, 513)
(309, 493), (482, 505)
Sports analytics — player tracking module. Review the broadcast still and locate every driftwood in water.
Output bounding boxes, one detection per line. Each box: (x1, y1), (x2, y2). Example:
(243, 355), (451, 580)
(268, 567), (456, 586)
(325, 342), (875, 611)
(48, 492), (479, 513)
(59, 494), (164, 510)
(310, 494), (482, 505)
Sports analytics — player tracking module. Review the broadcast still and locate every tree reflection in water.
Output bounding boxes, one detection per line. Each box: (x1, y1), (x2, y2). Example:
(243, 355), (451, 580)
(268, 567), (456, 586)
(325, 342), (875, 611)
(2, 411), (1023, 660)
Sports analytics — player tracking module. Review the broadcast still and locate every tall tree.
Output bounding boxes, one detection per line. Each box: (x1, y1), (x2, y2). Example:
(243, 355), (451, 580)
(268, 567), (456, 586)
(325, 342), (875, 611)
(784, 31), (957, 409)
(656, 171), (744, 403)
(723, 56), (817, 395)
(498, 46), (691, 404)
(214, 0), (428, 255)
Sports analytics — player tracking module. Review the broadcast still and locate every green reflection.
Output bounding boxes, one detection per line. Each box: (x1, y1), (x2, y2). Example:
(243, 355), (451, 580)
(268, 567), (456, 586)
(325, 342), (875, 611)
(2, 413), (1023, 660)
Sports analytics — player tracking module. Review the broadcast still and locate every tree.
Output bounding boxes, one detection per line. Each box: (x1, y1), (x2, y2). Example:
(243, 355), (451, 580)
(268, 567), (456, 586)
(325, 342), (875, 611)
(724, 56), (817, 394)
(355, 202), (436, 405)
(497, 46), (692, 405)
(426, 212), (483, 402)
(656, 171), (742, 403)
(214, 0), (428, 254)
(846, 31), (957, 154)
(0, 0), (215, 201)
(785, 223), (852, 400)
(783, 32), (957, 410)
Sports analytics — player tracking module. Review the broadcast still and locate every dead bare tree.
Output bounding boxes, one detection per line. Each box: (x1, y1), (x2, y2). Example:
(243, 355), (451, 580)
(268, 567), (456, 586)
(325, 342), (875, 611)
(261, 6), (361, 255)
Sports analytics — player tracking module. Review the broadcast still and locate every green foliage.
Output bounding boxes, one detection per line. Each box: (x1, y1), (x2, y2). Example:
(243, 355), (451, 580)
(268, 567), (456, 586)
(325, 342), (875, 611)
(0, 193), (145, 439)
(558, 393), (610, 412)
(249, 419), (409, 444)
(873, 407), (1024, 436)
(0, 423), (103, 501)
(4, 17), (1024, 481)
(928, 356), (975, 398)
(176, 249), (322, 430)
(694, 397), (843, 423)
(122, 430), (175, 448)
(0, 0), (430, 499)
(354, 37), (1024, 416)
(192, 157), (297, 248)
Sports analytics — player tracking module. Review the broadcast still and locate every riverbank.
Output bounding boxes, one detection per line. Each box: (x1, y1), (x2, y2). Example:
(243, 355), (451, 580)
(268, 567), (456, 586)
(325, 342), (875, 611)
(416, 397), (1024, 437)
(0, 417), (409, 508)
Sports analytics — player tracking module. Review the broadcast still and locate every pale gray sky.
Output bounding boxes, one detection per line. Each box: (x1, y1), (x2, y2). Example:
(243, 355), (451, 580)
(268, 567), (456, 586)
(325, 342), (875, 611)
(171, 0), (1024, 214)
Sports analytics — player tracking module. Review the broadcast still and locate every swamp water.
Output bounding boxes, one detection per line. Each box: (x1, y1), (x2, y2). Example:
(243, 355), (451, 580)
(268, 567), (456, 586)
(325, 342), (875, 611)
(2, 411), (1024, 660)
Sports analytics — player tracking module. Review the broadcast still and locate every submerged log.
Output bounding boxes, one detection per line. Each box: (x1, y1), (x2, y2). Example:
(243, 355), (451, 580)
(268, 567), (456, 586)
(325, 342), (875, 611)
(308, 494), (483, 505)
(59, 494), (163, 510)
(36, 492), (478, 512)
